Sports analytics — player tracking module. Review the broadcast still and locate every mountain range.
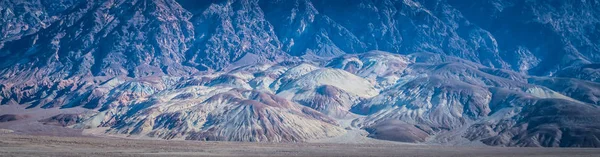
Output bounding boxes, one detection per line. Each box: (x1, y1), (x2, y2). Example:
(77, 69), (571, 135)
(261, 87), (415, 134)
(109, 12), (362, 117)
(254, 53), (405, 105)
(1, 0), (600, 147)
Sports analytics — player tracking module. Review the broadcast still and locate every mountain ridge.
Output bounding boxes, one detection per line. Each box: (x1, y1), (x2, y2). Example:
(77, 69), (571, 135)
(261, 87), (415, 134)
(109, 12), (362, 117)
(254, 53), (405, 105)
(1, 0), (600, 147)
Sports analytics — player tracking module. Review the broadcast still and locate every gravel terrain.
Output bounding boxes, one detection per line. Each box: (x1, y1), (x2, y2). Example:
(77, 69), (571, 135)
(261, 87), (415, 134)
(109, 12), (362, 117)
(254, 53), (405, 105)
(1, 133), (600, 157)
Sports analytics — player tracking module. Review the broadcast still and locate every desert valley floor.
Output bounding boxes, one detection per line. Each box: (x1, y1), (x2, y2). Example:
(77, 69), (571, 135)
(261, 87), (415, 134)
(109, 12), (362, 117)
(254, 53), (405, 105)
(2, 134), (600, 157)
(1, 106), (600, 157)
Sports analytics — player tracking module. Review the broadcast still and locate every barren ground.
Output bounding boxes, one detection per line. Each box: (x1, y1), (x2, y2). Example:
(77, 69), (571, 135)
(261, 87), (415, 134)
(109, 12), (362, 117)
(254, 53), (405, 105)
(3, 134), (600, 157)
(1, 105), (600, 157)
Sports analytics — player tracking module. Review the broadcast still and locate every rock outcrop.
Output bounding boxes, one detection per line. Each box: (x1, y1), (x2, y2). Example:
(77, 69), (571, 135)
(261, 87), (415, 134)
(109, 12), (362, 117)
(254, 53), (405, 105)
(2, 0), (600, 146)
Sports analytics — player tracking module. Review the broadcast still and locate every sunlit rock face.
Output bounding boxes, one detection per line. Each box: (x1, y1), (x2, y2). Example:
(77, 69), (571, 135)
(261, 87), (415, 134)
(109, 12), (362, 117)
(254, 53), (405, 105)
(1, 0), (600, 146)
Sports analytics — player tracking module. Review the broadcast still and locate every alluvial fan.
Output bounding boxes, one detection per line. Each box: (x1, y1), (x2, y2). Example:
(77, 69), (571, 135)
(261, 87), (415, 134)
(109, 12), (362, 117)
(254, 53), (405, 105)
(1, 0), (600, 147)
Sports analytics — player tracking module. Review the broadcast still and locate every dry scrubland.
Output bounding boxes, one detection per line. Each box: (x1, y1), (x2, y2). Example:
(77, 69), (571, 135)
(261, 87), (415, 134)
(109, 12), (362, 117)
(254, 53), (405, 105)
(0, 133), (599, 157)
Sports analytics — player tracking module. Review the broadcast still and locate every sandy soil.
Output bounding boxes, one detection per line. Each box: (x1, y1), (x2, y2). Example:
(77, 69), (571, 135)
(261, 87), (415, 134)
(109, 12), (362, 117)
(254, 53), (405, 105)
(1, 134), (600, 157)
(0, 105), (89, 137)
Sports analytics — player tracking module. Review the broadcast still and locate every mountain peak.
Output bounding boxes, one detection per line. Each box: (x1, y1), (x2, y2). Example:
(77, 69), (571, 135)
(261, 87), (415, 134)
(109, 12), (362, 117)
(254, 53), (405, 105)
(2, 0), (600, 147)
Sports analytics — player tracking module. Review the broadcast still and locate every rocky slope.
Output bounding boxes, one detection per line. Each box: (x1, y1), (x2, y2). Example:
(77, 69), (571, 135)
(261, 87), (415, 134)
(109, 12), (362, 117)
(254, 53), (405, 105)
(1, 0), (600, 147)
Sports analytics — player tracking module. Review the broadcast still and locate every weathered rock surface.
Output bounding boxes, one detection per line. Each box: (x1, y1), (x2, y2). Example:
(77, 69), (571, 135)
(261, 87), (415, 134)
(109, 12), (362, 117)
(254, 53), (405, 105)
(1, 0), (600, 147)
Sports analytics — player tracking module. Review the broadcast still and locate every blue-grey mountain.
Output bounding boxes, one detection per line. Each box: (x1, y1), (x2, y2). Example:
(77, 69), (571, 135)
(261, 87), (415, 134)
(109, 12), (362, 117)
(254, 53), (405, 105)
(1, 0), (600, 147)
